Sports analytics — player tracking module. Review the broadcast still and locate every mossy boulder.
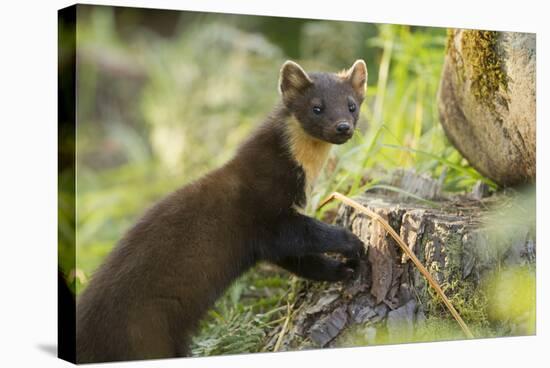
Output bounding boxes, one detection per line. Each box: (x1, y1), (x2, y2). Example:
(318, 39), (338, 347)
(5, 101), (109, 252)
(438, 30), (535, 187)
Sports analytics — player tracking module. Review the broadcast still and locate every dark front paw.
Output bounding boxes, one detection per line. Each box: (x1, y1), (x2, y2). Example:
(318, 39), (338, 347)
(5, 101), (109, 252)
(320, 257), (360, 282)
(335, 258), (360, 281)
(338, 228), (365, 259)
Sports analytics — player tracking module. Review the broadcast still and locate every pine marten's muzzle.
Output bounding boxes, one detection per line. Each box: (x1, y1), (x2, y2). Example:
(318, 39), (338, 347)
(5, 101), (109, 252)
(336, 121), (352, 135)
(328, 120), (354, 144)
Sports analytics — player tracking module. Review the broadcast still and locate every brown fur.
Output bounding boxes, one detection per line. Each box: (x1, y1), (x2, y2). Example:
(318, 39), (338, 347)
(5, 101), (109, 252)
(76, 60), (367, 363)
(336, 59), (368, 98)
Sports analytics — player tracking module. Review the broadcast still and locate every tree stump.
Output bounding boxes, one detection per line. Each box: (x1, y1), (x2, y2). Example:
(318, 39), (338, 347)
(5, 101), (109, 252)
(265, 190), (535, 351)
(438, 30), (536, 187)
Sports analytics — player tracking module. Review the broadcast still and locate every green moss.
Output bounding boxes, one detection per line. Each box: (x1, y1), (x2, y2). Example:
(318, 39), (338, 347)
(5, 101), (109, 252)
(420, 232), (491, 331)
(460, 30), (508, 111)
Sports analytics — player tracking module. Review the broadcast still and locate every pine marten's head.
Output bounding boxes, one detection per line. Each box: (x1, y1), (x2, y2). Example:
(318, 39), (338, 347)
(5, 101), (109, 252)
(279, 59), (368, 145)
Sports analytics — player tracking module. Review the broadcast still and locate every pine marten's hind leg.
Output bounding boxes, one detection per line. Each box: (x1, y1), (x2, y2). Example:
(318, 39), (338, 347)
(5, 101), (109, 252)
(125, 298), (185, 361)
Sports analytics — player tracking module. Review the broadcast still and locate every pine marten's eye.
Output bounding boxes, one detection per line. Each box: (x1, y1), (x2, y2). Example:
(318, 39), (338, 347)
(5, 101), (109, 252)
(348, 102), (357, 112)
(312, 106), (323, 115)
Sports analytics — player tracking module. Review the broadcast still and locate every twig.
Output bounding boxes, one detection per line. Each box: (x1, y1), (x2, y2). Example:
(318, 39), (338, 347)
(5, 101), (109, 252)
(273, 301), (294, 352)
(318, 191), (475, 339)
(263, 316), (287, 326)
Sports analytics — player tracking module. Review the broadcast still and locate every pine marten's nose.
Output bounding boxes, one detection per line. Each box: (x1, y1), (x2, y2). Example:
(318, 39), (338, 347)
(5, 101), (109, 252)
(336, 121), (351, 134)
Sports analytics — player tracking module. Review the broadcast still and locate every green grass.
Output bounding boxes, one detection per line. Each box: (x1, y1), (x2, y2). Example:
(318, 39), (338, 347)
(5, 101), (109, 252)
(63, 8), (524, 357)
(310, 26), (492, 219)
(186, 24), (500, 355)
(191, 265), (295, 356)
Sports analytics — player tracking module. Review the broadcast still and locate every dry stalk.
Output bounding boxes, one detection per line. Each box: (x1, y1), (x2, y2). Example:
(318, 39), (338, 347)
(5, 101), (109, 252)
(273, 301), (295, 352)
(318, 191), (474, 339)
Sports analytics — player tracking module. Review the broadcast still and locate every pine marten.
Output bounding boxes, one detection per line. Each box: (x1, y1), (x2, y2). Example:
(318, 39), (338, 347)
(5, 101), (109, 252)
(76, 59), (368, 363)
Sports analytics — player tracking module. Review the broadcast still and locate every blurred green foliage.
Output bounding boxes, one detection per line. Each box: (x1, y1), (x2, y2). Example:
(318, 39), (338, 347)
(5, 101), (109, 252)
(63, 5), (531, 356)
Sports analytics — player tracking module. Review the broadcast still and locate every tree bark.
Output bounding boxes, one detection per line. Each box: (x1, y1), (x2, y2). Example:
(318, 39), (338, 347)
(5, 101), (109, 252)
(265, 189), (535, 351)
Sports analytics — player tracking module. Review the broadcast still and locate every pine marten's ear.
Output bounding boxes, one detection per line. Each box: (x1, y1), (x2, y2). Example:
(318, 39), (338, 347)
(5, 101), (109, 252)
(342, 59), (368, 98)
(279, 60), (313, 105)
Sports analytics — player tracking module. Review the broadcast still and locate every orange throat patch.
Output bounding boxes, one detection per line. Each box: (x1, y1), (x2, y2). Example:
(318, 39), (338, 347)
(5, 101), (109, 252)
(286, 117), (332, 209)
